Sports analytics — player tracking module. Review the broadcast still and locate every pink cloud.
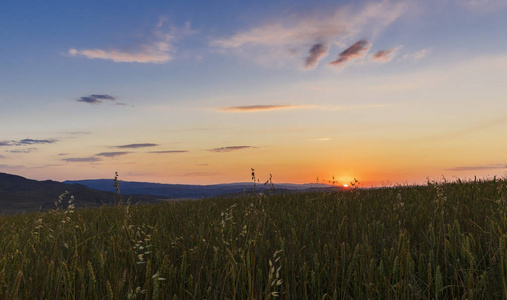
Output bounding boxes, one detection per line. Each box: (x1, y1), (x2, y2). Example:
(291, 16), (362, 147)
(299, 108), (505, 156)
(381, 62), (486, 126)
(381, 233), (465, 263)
(68, 21), (196, 63)
(305, 43), (329, 69)
(371, 48), (397, 62)
(328, 40), (371, 66)
(219, 105), (314, 112)
(68, 42), (172, 63)
(211, 2), (407, 69)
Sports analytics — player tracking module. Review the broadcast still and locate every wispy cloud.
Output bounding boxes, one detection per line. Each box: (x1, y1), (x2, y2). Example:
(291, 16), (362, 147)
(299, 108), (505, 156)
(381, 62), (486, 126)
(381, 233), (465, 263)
(211, 2), (406, 68)
(68, 20), (195, 63)
(0, 164), (24, 169)
(328, 40), (371, 66)
(208, 146), (256, 152)
(371, 48), (398, 62)
(62, 157), (102, 163)
(77, 94), (117, 105)
(445, 164), (506, 171)
(0, 155), (5, 159)
(68, 45), (173, 63)
(419, 116), (507, 142)
(1, 139), (57, 146)
(305, 43), (329, 69)
(461, 0), (507, 12)
(403, 48), (429, 60)
(32, 163), (64, 169)
(148, 150), (188, 154)
(64, 131), (91, 135)
(116, 143), (159, 149)
(96, 152), (130, 157)
(15, 139), (57, 145)
(6, 148), (37, 153)
(220, 105), (313, 112)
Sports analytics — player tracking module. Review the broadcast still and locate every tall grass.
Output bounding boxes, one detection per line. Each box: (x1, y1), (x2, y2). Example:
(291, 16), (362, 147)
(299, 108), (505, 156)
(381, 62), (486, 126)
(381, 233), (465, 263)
(0, 177), (506, 298)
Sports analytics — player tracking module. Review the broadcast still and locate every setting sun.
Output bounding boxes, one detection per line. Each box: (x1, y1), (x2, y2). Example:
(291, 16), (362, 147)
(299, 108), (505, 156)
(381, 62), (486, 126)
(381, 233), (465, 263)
(343, 184), (348, 188)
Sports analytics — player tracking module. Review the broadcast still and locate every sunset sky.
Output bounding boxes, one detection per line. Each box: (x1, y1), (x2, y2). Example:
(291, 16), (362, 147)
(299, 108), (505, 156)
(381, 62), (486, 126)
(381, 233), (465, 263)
(1, 0), (506, 186)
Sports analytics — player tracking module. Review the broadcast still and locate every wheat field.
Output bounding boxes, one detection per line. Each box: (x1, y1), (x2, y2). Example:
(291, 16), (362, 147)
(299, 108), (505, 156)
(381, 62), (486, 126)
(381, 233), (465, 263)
(1, 178), (507, 299)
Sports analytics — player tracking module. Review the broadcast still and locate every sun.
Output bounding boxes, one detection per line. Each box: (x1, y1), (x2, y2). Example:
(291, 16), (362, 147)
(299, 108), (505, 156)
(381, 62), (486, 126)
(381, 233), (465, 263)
(343, 184), (348, 188)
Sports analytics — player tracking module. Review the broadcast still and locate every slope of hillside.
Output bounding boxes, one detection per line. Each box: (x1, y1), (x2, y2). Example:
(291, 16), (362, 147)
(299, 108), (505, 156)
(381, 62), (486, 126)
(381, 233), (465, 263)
(64, 179), (337, 198)
(0, 173), (158, 213)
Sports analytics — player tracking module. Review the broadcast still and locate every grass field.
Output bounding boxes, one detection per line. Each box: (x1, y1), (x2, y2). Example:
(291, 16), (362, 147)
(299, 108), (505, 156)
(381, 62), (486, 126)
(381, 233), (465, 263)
(1, 177), (507, 299)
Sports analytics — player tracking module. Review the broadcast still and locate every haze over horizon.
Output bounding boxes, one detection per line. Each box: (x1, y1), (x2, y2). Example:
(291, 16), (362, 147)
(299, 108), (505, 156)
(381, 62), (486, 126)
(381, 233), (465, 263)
(1, 0), (506, 187)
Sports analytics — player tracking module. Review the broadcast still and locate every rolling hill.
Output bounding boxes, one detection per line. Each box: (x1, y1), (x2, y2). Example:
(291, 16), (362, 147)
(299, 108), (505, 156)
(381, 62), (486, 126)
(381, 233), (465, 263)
(64, 179), (337, 199)
(0, 172), (159, 213)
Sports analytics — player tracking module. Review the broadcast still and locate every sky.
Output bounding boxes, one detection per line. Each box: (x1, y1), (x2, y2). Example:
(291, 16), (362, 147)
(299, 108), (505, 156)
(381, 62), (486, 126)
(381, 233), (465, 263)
(1, 0), (506, 186)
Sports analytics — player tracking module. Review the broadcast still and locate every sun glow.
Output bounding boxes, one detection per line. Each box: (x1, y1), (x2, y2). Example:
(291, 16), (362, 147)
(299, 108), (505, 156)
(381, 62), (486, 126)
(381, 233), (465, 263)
(343, 184), (348, 188)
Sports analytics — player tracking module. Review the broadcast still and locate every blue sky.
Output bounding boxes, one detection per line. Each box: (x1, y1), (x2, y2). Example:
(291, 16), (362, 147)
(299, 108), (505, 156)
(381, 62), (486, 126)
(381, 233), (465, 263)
(1, 0), (506, 185)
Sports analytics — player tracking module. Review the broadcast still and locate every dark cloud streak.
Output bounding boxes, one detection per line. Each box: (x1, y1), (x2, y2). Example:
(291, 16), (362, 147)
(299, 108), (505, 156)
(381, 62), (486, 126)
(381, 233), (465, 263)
(116, 143), (159, 149)
(328, 40), (371, 66)
(220, 105), (298, 112)
(305, 43), (329, 69)
(372, 49), (395, 61)
(148, 150), (188, 154)
(16, 139), (57, 145)
(1, 139), (57, 146)
(208, 146), (256, 152)
(96, 152), (130, 157)
(62, 157), (102, 163)
(77, 94), (117, 104)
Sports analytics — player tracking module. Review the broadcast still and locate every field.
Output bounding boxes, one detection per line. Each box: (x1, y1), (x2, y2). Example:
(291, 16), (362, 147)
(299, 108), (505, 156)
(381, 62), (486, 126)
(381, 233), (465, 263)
(1, 178), (507, 299)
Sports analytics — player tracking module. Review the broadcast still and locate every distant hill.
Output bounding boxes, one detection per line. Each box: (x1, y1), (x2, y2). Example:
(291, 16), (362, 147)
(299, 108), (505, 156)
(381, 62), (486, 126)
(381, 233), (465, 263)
(64, 179), (337, 199)
(0, 173), (159, 213)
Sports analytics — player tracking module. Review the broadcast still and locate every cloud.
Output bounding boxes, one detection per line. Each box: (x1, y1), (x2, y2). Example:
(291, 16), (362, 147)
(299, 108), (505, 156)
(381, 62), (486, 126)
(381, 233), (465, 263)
(116, 143), (159, 149)
(68, 44), (172, 63)
(445, 164), (506, 171)
(62, 157), (102, 163)
(64, 131), (91, 135)
(95, 152), (130, 157)
(305, 43), (329, 69)
(68, 21), (195, 63)
(220, 105), (311, 112)
(328, 40), (371, 66)
(0, 155), (5, 159)
(15, 138), (57, 145)
(461, 0), (507, 12)
(403, 48), (429, 60)
(371, 48), (397, 62)
(6, 148), (37, 153)
(1, 139), (57, 146)
(148, 150), (188, 154)
(208, 146), (256, 152)
(32, 163), (64, 169)
(211, 2), (406, 68)
(77, 94), (117, 105)
(0, 164), (24, 169)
